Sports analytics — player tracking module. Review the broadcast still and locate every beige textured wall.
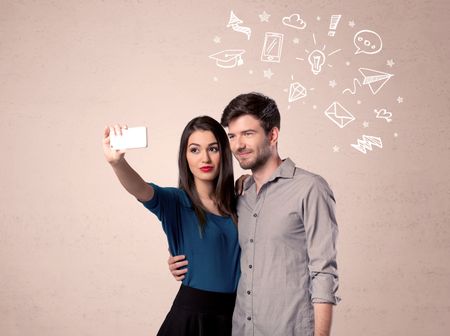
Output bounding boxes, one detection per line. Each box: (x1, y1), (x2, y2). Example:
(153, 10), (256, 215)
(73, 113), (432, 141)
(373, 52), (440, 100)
(1, 1), (449, 335)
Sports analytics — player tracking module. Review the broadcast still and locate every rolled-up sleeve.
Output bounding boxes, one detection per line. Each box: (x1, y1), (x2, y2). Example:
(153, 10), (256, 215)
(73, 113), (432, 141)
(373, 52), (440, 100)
(303, 176), (341, 305)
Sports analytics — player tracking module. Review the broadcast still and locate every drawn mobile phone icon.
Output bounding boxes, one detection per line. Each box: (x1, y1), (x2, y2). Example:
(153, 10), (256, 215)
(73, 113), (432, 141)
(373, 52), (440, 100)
(261, 32), (284, 63)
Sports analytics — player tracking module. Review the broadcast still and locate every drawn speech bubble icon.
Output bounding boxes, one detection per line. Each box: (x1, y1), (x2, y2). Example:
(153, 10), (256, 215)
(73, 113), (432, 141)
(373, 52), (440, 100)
(354, 30), (382, 55)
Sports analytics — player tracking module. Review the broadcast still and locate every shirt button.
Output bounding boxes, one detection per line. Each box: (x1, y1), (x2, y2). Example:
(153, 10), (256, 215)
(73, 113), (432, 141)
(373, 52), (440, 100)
(249, 265), (252, 269)
(253, 213), (257, 217)
(247, 290), (251, 295)
(247, 317), (252, 321)
(249, 239), (254, 243)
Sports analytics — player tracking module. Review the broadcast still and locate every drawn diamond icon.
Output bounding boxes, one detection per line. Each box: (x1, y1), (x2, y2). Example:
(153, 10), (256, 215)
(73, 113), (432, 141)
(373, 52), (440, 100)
(288, 82), (307, 102)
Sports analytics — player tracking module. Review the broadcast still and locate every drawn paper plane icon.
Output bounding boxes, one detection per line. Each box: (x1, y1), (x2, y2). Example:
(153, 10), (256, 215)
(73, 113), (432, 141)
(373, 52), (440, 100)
(288, 82), (307, 102)
(351, 135), (383, 154)
(209, 49), (245, 68)
(324, 101), (355, 128)
(359, 68), (393, 95)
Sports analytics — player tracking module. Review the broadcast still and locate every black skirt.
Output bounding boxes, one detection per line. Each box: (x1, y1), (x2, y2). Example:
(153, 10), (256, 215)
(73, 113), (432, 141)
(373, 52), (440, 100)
(157, 284), (236, 336)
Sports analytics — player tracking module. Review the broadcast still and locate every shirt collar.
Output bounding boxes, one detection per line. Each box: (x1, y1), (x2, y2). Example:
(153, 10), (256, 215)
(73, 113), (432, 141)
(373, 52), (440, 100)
(243, 157), (296, 191)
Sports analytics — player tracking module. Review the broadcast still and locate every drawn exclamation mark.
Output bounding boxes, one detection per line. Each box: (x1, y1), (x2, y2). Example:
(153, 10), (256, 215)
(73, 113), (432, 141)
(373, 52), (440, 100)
(328, 15), (342, 37)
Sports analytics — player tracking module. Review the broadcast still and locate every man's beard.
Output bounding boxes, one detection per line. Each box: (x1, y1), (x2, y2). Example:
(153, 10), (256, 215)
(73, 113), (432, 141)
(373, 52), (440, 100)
(237, 140), (271, 171)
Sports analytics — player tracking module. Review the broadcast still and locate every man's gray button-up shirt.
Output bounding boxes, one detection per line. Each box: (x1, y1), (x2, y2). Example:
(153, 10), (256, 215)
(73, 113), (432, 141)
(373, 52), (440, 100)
(232, 158), (340, 336)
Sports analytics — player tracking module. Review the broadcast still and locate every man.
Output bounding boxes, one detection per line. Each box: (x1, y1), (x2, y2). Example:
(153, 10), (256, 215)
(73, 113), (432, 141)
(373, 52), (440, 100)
(169, 92), (340, 335)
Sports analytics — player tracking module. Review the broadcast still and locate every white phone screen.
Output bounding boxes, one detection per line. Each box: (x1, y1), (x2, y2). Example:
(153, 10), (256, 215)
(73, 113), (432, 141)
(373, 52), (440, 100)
(110, 127), (147, 150)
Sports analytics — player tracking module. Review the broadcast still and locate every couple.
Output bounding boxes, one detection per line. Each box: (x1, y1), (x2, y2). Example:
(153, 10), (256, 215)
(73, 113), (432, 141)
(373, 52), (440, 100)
(103, 92), (340, 336)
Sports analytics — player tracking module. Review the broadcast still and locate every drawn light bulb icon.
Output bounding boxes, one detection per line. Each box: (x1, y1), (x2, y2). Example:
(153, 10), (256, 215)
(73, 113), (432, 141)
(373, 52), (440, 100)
(308, 49), (326, 75)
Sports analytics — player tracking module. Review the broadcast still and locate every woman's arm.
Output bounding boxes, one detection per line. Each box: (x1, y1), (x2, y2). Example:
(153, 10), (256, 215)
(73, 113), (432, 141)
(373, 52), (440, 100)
(103, 125), (154, 202)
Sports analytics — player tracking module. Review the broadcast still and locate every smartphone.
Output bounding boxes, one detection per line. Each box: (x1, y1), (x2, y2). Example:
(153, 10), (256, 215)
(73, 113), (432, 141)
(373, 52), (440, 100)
(110, 126), (148, 150)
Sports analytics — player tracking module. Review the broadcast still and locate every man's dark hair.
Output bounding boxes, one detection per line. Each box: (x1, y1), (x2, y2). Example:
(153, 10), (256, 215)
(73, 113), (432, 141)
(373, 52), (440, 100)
(221, 92), (280, 134)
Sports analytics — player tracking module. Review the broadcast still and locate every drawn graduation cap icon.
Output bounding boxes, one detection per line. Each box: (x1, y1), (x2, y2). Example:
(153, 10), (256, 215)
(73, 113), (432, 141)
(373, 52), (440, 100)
(227, 11), (243, 27)
(209, 49), (246, 68)
(359, 68), (394, 95)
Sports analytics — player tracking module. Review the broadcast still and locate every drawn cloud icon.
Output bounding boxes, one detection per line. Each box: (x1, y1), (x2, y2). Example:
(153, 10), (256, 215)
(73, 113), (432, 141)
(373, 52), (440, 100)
(282, 13), (307, 30)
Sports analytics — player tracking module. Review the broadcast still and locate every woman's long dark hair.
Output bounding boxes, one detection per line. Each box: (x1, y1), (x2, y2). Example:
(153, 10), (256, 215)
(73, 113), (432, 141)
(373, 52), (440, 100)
(178, 116), (237, 232)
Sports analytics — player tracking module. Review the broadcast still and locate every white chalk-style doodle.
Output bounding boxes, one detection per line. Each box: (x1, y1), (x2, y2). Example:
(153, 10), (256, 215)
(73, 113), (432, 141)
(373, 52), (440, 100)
(227, 11), (252, 40)
(394, 132), (398, 137)
(308, 49), (326, 75)
(343, 78), (362, 94)
(293, 37), (300, 44)
(317, 16), (321, 21)
(329, 80), (337, 88)
(284, 76), (312, 107)
(351, 135), (383, 154)
(374, 108), (392, 122)
(397, 96), (404, 103)
(288, 82), (307, 102)
(213, 76), (218, 82)
(333, 145), (340, 152)
(263, 68), (274, 79)
(328, 15), (342, 36)
(343, 68), (394, 95)
(261, 32), (284, 63)
(359, 68), (393, 94)
(209, 49), (246, 68)
(363, 121), (369, 128)
(348, 20), (356, 28)
(357, 100), (362, 105)
(282, 13), (307, 30)
(387, 59), (395, 67)
(213, 36), (221, 44)
(354, 30), (383, 55)
(259, 11), (270, 22)
(324, 101), (355, 128)
(296, 34), (341, 75)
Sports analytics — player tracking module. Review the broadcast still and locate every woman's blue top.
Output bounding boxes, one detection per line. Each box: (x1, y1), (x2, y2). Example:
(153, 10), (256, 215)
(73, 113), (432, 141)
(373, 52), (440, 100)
(140, 183), (240, 293)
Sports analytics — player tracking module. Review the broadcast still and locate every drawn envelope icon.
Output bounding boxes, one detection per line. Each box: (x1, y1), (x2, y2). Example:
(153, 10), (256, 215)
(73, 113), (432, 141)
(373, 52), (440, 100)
(288, 82), (307, 102)
(209, 49), (246, 69)
(324, 101), (355, 128)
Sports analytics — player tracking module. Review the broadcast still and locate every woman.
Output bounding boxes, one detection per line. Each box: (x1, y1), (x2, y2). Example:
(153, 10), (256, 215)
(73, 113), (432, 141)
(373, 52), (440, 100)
(102, 116), (240, 336)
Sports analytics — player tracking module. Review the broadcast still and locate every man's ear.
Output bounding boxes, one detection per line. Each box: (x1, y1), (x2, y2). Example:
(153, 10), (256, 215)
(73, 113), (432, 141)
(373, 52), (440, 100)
(269, 127), (280, 145)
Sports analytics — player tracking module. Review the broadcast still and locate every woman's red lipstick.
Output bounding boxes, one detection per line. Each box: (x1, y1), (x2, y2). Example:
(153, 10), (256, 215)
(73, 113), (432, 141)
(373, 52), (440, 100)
(200, 166), (213, 172)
